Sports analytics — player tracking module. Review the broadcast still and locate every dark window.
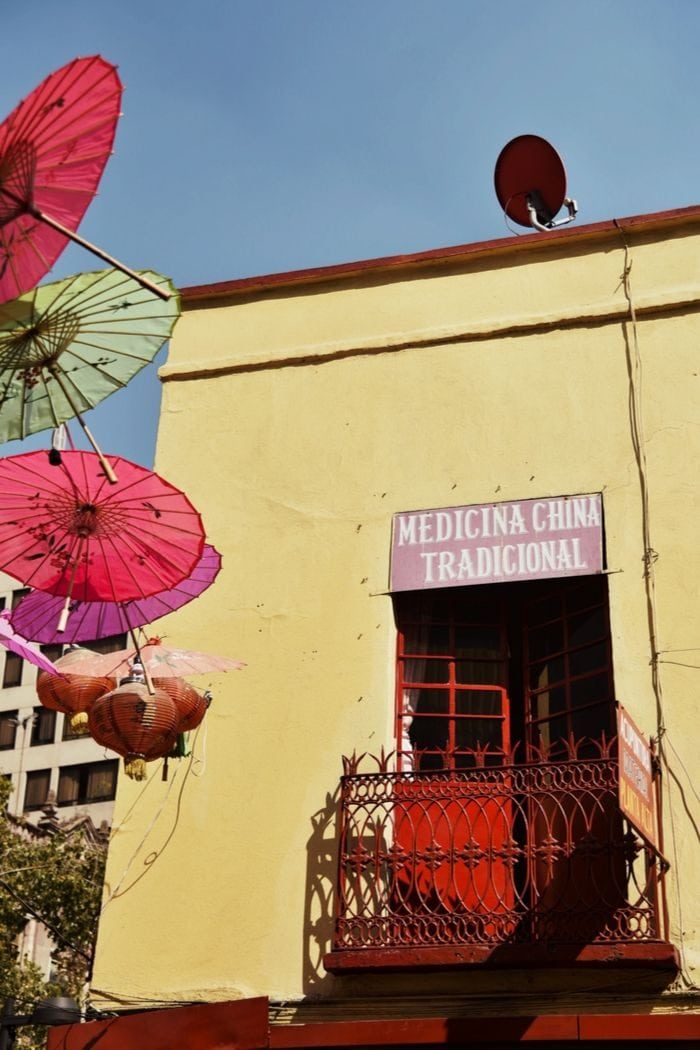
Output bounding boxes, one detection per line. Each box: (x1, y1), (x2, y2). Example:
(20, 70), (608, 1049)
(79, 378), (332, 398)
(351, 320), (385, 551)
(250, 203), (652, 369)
(86, 633), (127, 655)
(0, 711), (18, 750)
(2, 652), (23, 688)
(395, 575), (614, 768)
(30, 708), (56, 746)
(62, 715), (83, 741)
(11, 588), (30, 610)
(24, 769), (50, 811)
(57, 760), (119, 806)
(40, 643), (64, 664)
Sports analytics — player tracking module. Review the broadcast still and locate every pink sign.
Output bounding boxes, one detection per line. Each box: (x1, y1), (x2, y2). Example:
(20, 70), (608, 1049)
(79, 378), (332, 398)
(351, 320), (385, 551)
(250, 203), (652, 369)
(390, 493), (603, 591)
(617, 706), (657, 848)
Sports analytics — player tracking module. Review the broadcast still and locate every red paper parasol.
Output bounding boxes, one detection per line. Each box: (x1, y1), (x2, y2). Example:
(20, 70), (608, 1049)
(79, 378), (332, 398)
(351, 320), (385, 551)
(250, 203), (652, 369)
(0, 609), (63, 675)
(0, 56), (167, 302)
(0, 450), (205, 628)
(11, 544), (222, 644)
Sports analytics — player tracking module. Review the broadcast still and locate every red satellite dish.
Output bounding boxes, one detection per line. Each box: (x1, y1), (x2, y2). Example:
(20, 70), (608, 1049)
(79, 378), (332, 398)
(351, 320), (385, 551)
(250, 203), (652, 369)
(494, 134), (576, 231)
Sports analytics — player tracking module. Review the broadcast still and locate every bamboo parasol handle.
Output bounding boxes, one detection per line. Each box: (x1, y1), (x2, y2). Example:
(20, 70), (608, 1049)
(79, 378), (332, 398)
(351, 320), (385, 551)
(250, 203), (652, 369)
(48, 368), (118, 484)
(28, 205), (171, 301)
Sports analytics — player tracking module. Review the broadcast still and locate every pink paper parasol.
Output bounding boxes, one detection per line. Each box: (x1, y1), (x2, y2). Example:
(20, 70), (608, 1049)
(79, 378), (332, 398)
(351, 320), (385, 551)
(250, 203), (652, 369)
(57, 637), (245, 679)
(0, 609), (63, 675)
(11, 544), (222, 644)
(0, 56), (122, 302)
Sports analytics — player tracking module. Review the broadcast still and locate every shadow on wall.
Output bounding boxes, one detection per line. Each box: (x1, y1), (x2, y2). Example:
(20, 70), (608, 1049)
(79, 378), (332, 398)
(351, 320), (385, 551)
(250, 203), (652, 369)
(303, 788), (342, 994)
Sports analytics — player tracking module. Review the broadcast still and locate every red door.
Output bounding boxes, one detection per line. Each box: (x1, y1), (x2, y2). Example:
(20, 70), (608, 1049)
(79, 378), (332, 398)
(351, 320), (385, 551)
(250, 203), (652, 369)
(393, 592), (514, 928)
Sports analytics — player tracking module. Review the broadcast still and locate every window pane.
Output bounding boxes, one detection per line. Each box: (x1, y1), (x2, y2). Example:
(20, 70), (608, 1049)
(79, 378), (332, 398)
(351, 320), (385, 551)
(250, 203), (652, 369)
(570, 672), (611, 708)
(30, 708), (56, 746)
(409, 715), (450, 752)
(403, 624), (449, 655)
(86, 761), (118, 802)
(528, 593), (562, 624)
(401, 658), (449, 684)
(11, 588), (30, 610)
(455, 689), (503, 715)
(57, 767), (81, 805)
(573, 702), (614, 741)
(569, 607), (606, 647)
(58, 761), (119, 806)
(570, 641), (607, 677)
(455, 659), (503, 685)
(565, 577), (605, 615)
(85, 633), (127, 655)
(0, 711), (17, 749)
(24, 770), (50, 810)
(40, 643), (64, 664)
(62, 716), (82, 741)
(531, 685), (567, 723)
(535, 715), (568, 751)
(455, 717), (503, 752)
(529, 655), (566, 690)
(2, 652), (23, 688)
(528, 620), (564, 661)
(412, 688), (449, 714)
(454, 625), (501, 659)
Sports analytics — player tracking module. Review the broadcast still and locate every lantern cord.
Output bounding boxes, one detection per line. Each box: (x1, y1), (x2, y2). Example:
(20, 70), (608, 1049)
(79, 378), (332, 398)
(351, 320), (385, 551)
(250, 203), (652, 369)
(99, 724), (204, 913)
(127, 628), (155, 695)
(191, 713), (207, 778)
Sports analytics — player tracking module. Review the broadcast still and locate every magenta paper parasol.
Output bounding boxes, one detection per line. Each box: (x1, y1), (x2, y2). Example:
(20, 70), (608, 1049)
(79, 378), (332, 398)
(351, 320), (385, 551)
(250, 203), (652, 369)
(11, 544), (222, 644)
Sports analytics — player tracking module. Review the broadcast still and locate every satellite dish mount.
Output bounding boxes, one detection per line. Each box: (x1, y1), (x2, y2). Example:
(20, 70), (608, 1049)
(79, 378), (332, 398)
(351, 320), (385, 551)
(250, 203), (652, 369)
(494, 135), (578, 232)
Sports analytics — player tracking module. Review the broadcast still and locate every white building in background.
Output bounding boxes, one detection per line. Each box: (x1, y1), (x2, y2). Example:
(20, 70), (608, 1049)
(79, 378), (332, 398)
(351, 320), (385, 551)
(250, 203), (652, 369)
(0, 570), (122, 830)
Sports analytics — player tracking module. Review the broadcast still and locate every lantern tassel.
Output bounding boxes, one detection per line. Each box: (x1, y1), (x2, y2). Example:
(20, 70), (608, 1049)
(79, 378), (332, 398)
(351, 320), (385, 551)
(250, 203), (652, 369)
(124, 756), (147, 781)
(69, 711), (90, 735)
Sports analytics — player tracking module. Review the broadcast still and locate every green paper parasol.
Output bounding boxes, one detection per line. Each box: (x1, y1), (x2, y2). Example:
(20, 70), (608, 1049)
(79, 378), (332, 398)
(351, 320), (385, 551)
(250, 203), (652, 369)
(0, 268), (180, 480)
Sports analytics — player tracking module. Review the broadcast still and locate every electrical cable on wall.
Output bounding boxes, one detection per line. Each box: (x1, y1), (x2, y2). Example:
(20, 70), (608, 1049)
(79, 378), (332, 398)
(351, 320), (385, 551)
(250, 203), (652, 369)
(614, 219), (699, 991)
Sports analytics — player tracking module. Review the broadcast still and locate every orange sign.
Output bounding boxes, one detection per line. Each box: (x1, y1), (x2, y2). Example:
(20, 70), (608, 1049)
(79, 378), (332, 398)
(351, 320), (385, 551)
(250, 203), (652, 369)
(617, 706), (656, 848)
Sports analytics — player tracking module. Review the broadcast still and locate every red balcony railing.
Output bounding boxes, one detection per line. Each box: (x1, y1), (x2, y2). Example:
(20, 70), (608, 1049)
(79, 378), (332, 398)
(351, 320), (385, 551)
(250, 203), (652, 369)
(325, 738), (676, 971)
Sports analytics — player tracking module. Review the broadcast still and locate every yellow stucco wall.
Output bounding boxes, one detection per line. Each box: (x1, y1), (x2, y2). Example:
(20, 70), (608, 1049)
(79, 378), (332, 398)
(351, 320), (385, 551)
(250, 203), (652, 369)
(90, 214), (700, 1009)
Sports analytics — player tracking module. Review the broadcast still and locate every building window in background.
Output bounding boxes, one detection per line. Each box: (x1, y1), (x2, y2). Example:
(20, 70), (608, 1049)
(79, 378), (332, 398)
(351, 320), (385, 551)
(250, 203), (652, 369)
(11, 588), (30, 610)
(0, 710), (18, 750)
(39, 643), (64, 665)
(30, 707), (56, 747)
(24, 769), (51, 811)
(2, 652), (23, 689)
(57, 760), (119, 806)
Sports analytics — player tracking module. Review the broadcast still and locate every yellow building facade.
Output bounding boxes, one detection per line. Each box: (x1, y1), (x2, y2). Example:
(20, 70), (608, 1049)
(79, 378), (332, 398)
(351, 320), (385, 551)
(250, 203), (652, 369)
(69, 206), (700, 1047)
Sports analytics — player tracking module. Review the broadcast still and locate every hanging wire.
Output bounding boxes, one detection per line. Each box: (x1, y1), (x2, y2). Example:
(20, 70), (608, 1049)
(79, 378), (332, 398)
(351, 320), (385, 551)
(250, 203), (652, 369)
(99, 720), (205, 914)
(614, 219), (699, 990)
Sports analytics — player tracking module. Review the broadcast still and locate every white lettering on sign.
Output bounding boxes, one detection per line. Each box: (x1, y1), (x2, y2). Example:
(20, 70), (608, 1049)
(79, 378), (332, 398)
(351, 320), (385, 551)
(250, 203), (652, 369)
(420, 538), (587, 583)
(398, 496), (600, 547)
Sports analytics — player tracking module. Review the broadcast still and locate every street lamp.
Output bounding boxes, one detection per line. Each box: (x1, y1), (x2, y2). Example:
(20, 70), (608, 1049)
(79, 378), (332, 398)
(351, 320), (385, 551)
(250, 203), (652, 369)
(0, 997), (81, 1048)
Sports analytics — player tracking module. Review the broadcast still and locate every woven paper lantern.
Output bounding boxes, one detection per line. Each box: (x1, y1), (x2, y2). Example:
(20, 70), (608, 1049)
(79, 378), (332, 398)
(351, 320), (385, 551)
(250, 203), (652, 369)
(36, 648), (115, 735)
(88, 681), (179, 781)
(153, 677), (209, 733)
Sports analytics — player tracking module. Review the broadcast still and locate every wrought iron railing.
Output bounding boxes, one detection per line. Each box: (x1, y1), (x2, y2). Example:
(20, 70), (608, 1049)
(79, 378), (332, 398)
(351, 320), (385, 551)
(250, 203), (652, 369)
(329, 738), (670, 964)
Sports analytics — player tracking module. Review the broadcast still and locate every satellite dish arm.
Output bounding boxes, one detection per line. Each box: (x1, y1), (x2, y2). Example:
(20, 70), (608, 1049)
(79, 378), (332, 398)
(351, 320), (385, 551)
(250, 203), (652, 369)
(527, 195), (578, 232)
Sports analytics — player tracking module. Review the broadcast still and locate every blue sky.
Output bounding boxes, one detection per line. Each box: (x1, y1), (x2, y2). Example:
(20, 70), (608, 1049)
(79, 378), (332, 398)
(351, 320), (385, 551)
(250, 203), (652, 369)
(2, 0), (699, 465)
